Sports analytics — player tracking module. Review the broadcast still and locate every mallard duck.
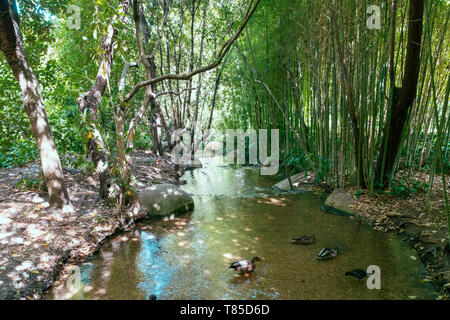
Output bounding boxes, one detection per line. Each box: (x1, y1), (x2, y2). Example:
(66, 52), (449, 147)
(291, 235), (315, 245)
(229, 257), (261, 275)
(317, 247), (338, 260)
(345, 269), (372, 280)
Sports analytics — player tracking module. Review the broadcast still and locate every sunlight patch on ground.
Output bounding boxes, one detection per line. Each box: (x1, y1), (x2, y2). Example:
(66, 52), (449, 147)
(222, 253), (234, 259)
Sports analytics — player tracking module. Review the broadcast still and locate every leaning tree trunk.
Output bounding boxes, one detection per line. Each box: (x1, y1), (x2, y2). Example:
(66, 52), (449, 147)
(77, 0), (131, 199)
(375, 0), (425, 186)
(0, 0), (72, 210)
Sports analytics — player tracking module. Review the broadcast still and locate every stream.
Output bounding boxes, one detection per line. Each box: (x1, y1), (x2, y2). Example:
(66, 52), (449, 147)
(50, 158), (436, 300)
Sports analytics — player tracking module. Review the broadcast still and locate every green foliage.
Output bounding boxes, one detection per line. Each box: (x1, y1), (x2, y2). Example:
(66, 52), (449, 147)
(133, 129), (152, 150)
(283, 151), (315, 173)
(48, 103), (86, 155)
(0, 100), (86, 168)
(317, 156), (331, 182)
(354, 190), (366, 198)
(15, 174), (47, 192)
(0, 141), (39, 168)
(382, 177), (429, 199)
(408, 131), (450, 173)
(0, 0), (447, 203)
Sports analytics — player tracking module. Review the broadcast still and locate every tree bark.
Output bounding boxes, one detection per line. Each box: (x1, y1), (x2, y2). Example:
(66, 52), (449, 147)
(149, 57), (164, 155)
(190, 3), (208, 157)
(76, 0), (131, 199)
(133, 1), (165, 155)
(375, 0), (425, 186)
(0, 0), (72, 211)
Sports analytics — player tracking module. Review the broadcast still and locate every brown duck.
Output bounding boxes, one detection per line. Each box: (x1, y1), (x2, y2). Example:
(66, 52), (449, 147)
(229, 257), (261, 276)
(291, 235), (315, 245)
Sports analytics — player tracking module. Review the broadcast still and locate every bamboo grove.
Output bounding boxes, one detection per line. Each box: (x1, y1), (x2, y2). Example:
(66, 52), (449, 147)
(219, 0), (449, 203)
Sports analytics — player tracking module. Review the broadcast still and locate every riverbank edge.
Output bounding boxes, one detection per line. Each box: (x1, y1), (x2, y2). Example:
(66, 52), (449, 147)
(320, 190), (449, 300)
(42, 163), (192, 300)
(0, 152), (189, 300)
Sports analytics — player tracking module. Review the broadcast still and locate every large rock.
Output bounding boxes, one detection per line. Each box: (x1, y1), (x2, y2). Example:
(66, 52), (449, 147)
(138, 184), (194, 217)
(322, 189), (356, 216)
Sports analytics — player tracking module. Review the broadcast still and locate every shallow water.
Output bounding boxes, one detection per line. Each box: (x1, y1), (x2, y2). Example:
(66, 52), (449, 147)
(50, 158), (436, 300)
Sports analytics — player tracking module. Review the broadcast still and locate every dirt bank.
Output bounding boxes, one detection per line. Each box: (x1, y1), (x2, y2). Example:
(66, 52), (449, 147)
(0, 150), (184, 300)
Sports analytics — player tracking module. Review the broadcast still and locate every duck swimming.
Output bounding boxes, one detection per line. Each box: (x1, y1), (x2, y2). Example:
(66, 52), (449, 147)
(317, 247), (338, 260)
(345, 269), (372, 280)
(229, 257), (261, 275)
(291, 235), (315, 245)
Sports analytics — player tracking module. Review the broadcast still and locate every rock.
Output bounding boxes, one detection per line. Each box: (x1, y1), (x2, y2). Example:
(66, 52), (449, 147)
(138, 184), (194, 217)
(62, 167), (80, 175)
(179, 156), (203, 170)
(273, 172), (312, 191)
(162, 141), (171, 153)
(137, 157), (156, 165)
(322, 189), (356, 217)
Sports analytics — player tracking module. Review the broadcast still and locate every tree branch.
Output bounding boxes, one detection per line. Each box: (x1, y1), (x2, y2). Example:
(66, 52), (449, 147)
(122, 0), (261, 104)
(155, 87), (197, 98)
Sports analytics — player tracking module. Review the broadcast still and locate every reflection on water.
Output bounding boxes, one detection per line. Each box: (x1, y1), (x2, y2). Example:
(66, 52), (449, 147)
(50, 158), (436, 300)
(137, 233), (173, 299)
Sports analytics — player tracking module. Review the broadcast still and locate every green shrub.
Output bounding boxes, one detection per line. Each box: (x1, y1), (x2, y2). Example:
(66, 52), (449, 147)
(382, 176), (429, 199)
(15, 174), (47, 192)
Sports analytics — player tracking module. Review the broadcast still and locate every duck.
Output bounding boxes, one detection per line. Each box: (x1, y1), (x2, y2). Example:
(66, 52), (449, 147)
(317, 247), (338, 260)
(229, 257), (261, 276)
(345, 269), (372, 280)
(291, 235), (315, 245)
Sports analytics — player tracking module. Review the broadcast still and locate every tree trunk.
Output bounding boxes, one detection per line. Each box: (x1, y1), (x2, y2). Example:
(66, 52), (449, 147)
(375, 0), (424, 186)
(149, 58), (164, 155)
(134, 2), (164, 155)
(190, 3), (208, 157)
(77, 0), (131, 199)
(0, 0), (72, 211)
